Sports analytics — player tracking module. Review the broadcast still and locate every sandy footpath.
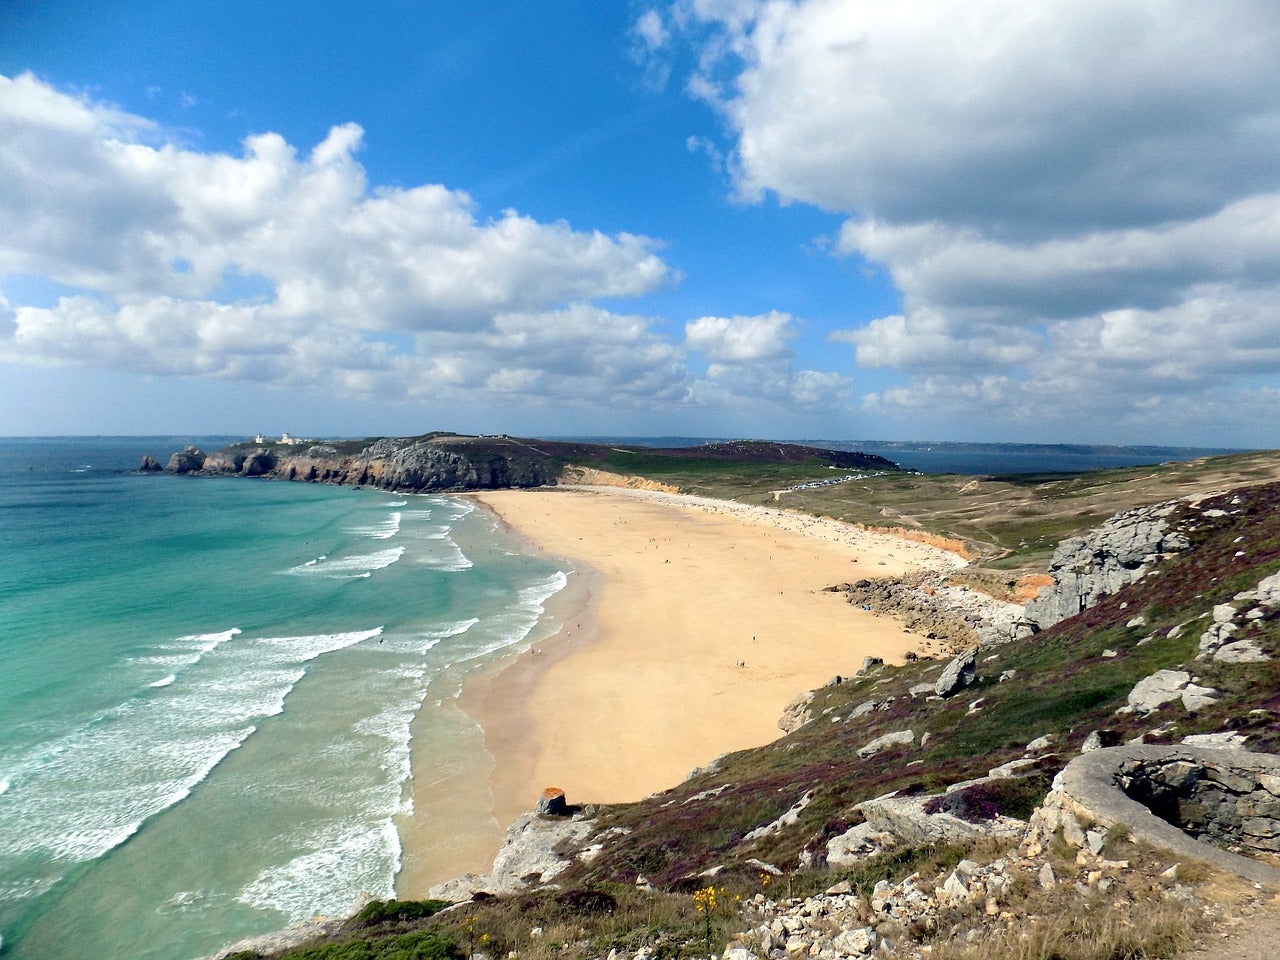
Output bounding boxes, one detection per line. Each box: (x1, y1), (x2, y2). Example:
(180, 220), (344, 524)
(453, 486), (957, 836)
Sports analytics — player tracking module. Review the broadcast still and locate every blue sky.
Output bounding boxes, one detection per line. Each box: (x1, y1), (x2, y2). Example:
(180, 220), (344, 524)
(2, 2), (1279, 446)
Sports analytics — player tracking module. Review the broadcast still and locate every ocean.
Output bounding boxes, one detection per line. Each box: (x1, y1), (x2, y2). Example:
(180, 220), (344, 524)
(0, 438), (567, 960)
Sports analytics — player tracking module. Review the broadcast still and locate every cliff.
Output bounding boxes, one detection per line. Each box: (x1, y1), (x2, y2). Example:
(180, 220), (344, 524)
(162, 435), (561, 492)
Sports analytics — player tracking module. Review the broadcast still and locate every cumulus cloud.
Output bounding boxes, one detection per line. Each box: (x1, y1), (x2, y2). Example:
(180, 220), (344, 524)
(671, 0), (1280, 436)
(0, 72), (716, 416)
(0, 75), (671, 326)
(686, 311), (849, 407)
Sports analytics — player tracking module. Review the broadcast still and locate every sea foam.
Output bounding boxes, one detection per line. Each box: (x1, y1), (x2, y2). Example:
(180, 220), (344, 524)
(0, 628), (382, 883)
(238, 820), (400, 922)
(286, 547), (405, 579)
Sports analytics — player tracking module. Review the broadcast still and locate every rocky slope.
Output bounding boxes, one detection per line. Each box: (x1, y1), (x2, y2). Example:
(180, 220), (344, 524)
(1024, 499), (1193, 628)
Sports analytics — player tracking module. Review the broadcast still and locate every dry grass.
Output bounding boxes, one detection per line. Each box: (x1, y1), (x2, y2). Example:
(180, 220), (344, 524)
(930, 892), (1205, 960)
(425, 885), (740, 960)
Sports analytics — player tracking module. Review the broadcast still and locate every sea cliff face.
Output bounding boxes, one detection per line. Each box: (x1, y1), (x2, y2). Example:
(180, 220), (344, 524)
(161, 436), (561, 493)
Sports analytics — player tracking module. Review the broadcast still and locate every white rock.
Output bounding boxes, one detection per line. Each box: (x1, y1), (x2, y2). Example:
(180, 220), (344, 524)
(1181, 683), (1220, 711)
(934, 649), (977, 697)
(830, 928), (877, 957)
(1182, 732), (1249, 747)
(849, 700), (877, 719)
(1038, 863), (1056, 889)
(1061, 809), (1086, 848)
(1214, 639), (1271, 663)
(1127, 670), (1190, 713)
(1213, 603), (1237, 623)
(857, 730), (915, 759)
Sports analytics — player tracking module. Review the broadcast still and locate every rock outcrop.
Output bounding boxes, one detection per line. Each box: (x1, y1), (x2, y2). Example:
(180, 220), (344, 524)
(429, 811), (597, 901)
(1025, 501), (1190, 629)
(1024, 745), (1280, 889)
(164, 435), (561, 493)
(934, 649), (977, 697)
(165, 446), (207, 474)
(829, 573), (1032, 648)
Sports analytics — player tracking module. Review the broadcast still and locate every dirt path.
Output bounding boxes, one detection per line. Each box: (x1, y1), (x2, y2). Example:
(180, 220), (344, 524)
(1183, 894), (1280, 959)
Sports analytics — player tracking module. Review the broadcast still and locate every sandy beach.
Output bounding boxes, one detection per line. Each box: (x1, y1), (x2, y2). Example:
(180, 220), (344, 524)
(396, 485), (964, 895)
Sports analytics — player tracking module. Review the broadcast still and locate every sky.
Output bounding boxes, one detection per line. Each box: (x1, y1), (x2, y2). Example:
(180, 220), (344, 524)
(2, 1), (1279, 446)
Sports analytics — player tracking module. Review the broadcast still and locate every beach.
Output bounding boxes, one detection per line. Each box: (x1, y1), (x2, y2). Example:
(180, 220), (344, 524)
(398, 485), (964, 895)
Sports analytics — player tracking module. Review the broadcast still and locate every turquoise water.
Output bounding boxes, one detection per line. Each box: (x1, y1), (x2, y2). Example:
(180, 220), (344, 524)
(0, 439), (566, 960)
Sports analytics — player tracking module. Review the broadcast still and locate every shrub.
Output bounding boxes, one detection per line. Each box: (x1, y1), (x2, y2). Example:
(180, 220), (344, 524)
(282, 930), (460, 960)
(347, 899), (451, 930)
(554, 888), (618, 915)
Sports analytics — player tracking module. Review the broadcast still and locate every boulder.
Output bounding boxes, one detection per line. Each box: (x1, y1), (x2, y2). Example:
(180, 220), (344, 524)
(934, 649), (977, 697)
(139, 455), (163, 472)
(1181, 683), (1220, 712)
(778, 691), (814, 733)
(1214, 639), (1271, 663)
(536, 787), (568, 816)
(857, 729), (915, 759)
(1127, 669), (1190, 714)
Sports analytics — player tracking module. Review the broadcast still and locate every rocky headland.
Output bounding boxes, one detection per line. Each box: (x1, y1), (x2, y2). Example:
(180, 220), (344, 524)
(158, 435), (560, 491)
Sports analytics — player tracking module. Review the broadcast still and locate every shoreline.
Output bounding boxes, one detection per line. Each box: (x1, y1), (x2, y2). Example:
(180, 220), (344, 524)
(394, 501), (603, 894)
(396, 485), (965, 898)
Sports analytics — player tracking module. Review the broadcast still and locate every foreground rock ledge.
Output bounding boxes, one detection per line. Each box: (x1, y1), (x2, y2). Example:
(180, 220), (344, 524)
(1036, 745), (1280, 890)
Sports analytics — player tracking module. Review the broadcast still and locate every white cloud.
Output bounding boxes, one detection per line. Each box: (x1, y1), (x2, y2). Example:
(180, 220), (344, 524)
(671, 1), (1280, 438)
(686, 310), (791, 361)
(686, 311), (849, 407)
(635, 9), (671, 50)
(631, 9), (675, 90)
(0, 73), (734, 419)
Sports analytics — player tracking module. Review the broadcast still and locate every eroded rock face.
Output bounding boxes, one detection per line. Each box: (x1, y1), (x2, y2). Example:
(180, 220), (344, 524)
(165, 446), (206, 474)
(164, 437), (561, 493)
(1025, 501), (1188, 629)
(428, 811), (596, 901)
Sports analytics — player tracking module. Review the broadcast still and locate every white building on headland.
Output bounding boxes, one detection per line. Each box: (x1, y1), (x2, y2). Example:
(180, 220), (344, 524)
(252, 433), (311, 445)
